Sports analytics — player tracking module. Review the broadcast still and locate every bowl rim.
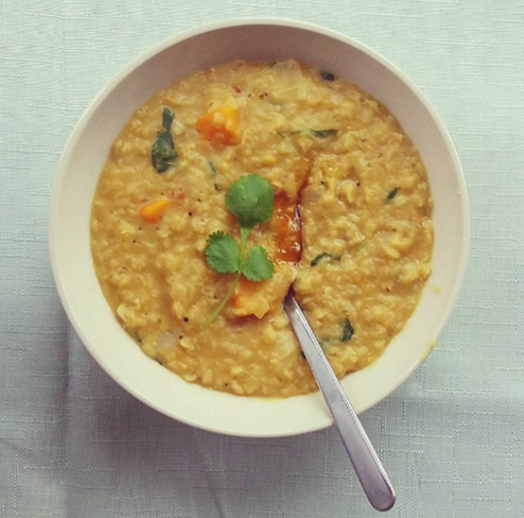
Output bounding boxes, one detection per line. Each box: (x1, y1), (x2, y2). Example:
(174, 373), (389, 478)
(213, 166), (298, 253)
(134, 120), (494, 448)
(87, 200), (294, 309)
(49, 17), (470, 437)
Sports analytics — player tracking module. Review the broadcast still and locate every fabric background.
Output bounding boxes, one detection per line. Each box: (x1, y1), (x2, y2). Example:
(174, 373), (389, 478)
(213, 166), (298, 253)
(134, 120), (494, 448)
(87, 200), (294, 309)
(1, 1), (523, 516)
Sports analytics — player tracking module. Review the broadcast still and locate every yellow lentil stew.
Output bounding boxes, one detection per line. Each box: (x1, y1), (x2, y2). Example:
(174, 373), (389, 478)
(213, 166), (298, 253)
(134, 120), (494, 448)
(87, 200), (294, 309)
(90, 60), (433, 397)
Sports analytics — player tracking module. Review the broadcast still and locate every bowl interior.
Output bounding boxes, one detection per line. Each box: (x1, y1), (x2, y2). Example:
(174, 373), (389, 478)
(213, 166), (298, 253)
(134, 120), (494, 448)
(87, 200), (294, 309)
(50, 20), (468, 437)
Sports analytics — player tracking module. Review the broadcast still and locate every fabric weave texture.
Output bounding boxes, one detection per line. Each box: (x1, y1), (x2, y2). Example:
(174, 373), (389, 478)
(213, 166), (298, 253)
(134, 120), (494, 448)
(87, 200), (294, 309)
(1, 1), (523, 516)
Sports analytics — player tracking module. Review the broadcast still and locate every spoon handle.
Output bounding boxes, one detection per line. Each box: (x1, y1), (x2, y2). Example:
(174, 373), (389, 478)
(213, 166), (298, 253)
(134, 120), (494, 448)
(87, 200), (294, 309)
(285, 294), (396, 512)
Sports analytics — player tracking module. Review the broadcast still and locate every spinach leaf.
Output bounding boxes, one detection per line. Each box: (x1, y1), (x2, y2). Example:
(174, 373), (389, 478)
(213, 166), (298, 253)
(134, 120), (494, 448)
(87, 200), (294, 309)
(309, 129), (338, 138)
(320, 71), (335, 81)
(311, 252), (341, 267)
(152, 107), (177, 173)
(387, 187), (400, 202)
(207, 160), (217, 176)
(341, 318), (354, 342)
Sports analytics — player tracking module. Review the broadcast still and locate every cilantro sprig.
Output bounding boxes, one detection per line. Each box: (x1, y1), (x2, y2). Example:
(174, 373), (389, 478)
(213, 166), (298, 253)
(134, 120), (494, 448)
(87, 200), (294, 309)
(205, 175), (275, 323)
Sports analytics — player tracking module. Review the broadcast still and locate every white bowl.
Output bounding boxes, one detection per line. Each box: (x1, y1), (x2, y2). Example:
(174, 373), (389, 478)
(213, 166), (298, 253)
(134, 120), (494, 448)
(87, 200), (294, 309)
(49, 19), (469, 437)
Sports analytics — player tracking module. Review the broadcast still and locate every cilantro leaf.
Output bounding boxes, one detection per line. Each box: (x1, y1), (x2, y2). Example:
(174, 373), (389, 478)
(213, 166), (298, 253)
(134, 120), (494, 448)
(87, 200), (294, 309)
(205, 175), (277, 323)
(226, 175), (274, 229)
(242, 246), (274, 281)
(152, 108), (177, 173)
(205, 232), (239, 274)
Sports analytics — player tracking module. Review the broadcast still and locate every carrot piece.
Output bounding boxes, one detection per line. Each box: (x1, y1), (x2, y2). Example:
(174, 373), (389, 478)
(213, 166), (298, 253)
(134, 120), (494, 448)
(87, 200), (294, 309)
(196, 106), (240, 145)
(139, 199), (171, 223)
(232, 278), (259, 309)
(231, 277), (272, 319)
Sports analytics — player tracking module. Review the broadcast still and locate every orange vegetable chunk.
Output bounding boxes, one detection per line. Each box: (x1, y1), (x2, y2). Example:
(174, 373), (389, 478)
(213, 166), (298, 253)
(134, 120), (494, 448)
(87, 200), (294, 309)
(139, 199), (171, 223)
(196, 105), (240, 145)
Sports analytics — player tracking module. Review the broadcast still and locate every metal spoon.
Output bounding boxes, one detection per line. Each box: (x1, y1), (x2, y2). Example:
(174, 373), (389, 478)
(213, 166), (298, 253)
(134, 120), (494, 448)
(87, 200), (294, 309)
(284, 291), (396, 512)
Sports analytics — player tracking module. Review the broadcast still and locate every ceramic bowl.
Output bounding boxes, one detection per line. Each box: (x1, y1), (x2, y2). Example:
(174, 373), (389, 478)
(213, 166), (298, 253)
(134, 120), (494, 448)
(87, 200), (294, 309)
(49, 19), (469, 437)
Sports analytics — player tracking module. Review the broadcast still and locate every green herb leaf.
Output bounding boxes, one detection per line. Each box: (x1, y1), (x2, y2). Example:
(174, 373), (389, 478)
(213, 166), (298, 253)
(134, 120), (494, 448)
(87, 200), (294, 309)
(207, 160), (217, 176)
(341, 318), (354, 342)
(162, 107), (174, 128)
(311, 252), (341, 267)
(225, 174), (274, 229)
(309, 129), (338, 138)
(152, 108), (177, 173)
(205, 231), (239, 274)
(320, 71), (335, 81)
(242, 246), (274, 281)
(205, 175), (276, 323)
(387, 187), (400, 202)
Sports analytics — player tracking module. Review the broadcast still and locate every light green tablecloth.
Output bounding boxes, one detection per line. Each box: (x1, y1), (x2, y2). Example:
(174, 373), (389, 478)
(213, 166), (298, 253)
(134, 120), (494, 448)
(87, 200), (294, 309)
(1, 1), (523, 516)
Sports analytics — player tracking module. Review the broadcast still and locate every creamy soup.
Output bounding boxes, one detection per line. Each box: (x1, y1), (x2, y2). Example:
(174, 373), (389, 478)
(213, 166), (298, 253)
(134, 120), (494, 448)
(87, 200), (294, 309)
(91, 60), (433, 397)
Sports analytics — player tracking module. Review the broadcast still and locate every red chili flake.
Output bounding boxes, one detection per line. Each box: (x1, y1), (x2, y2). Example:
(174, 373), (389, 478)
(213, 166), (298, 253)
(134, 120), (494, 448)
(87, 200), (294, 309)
(233, 85), (242, 93)
(177, 192), (186, 201)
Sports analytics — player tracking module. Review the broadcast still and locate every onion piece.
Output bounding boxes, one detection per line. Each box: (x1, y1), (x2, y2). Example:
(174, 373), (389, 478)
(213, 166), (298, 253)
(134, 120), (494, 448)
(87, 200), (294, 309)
(157, 331), (178, 350)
